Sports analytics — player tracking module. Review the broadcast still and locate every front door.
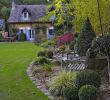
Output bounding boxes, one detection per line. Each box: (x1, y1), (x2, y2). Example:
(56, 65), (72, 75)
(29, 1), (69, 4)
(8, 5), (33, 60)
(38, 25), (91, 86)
(29, 29), (34, 40)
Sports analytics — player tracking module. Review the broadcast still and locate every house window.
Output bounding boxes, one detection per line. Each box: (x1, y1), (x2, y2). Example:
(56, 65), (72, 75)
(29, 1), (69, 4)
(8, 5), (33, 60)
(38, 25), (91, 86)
(29, 29), (34, 38)
(49, 29), (54, 35)
(24, 12), (27, 18)
(22, 12), (29, 20)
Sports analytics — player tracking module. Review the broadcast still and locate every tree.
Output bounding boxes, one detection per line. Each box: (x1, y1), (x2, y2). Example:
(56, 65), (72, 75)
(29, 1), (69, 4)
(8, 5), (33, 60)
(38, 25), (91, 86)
(71, 0), (110, 35)
(92, 35), (110, 83)
(1, 6), (10, 19)
(47, 0), (74, 34)
(76, 18), (96, 56)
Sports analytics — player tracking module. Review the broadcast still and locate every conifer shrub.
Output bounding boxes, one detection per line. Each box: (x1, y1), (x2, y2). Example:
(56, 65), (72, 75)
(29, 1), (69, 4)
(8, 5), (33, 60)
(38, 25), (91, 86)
(75, 70), (101, 89)
(19, 33), (26, 41)
(78, 85), (98, 100)
(0, 33), (3, 42)
(76, 18), (96, 56)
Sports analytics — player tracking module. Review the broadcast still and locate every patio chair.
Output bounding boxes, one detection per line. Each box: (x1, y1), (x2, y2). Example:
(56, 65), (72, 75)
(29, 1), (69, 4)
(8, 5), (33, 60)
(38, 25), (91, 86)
(2, 32), (17, 42)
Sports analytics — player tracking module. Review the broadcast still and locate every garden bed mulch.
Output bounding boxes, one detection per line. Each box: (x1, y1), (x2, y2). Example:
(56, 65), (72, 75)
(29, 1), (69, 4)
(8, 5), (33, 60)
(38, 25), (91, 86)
(26, 61), (61, 100)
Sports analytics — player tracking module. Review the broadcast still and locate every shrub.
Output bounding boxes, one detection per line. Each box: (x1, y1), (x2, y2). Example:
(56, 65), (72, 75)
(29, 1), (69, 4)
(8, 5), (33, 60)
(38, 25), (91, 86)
(0, 33), (3, 42)
(63, 85), (79, 100)
(46, 50), (53, 58)
(48, 39), (57, 46)
(70, 41), (76, 50)
(78, 85), (98, 100)
(43, 64), (52, 72)
(19, 33), (26, 41)
(37, 51), (46, 57)
(48, 71), (77, 96)
(76, 18), (96, 56)
(75, 70), (101, 89)
(34, 57), (50, 65)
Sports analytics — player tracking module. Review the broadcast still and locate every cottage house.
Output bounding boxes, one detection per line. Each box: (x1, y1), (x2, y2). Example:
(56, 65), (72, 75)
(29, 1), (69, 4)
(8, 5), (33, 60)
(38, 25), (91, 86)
(8, 1), (54, 41)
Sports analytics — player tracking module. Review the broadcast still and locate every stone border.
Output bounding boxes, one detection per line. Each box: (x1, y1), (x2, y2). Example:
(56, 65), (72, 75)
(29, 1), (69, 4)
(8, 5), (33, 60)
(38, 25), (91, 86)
(26, 62), (55, 100)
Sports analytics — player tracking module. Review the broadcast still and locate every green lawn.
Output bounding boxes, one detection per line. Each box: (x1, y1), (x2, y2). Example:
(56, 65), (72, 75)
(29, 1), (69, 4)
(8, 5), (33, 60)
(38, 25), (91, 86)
(0, 42), (50, 100)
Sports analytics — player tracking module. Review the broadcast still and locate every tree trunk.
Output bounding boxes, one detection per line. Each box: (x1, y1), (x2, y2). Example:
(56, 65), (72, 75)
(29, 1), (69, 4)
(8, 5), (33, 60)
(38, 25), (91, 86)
(107, 57), (110, 83)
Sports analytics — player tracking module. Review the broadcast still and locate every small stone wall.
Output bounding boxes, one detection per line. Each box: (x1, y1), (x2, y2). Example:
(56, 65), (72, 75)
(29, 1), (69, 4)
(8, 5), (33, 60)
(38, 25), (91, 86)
(26, 62), (54, 100)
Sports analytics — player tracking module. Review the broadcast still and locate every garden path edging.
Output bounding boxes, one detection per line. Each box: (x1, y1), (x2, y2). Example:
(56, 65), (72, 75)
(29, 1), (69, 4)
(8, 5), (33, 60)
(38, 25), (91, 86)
(26, 61), (55, 100)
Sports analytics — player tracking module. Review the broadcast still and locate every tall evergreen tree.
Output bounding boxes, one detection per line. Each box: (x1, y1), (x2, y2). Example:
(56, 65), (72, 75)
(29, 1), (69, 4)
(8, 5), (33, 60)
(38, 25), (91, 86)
(76, 18), (96, 56)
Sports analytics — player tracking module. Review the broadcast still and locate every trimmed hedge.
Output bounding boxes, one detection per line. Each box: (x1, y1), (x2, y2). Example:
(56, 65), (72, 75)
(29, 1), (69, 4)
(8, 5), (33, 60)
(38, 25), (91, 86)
(0, 33), (3, 42)
(78, 85), (98, 100)
(63, 85), (79, 100)
(75, 70), (101, 89)
(19, 33), (26, 41)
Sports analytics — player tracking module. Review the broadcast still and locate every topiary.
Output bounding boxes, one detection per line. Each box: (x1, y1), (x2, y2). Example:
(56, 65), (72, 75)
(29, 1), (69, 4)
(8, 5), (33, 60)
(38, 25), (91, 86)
(0, 33), (3, 42)
(19, 33), (26, 41)
(63, 85), (79, 100)
(76, 18), (96, 56)
(75, 70), (101, 89)
(46, 50), (53, 58)
(78, 85), (98, 100)
(37, 51), (46, 57)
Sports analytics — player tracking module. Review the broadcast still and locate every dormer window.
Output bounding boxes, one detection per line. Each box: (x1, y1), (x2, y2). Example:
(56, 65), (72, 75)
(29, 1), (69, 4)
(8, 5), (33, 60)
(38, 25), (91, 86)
(22, 8), (30, 21)
(23, 12), (29, 20)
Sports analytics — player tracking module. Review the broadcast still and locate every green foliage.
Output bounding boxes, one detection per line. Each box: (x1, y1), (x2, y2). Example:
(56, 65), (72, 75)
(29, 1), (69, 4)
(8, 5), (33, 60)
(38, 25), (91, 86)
(78, 85), (98, 100)
(43, 64), (52, 72)
(40, 40), (49, 47)
(46, 50), (53, 58)
(0, 32), (3, 41)
(63, 85), (79, 100)
(76, 18), (96, 56)
(92, 35), (110, 57)
(72, 0), (110, 34)
(1, 6), (10, 19)
(49, 71), (77, 96)
(34, 57), (50, 65)
(37, 51), (46, 57)
(70, 41), (76, 50)
(75, 70), (101, 89)
(92, 35), (110, 82)
(47, 0), (74, 34)
(19, 33), (26, 41)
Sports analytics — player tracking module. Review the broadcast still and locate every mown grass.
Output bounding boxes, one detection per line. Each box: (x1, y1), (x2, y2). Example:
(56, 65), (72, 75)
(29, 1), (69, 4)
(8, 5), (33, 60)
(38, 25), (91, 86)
(0, 42), (50, 100)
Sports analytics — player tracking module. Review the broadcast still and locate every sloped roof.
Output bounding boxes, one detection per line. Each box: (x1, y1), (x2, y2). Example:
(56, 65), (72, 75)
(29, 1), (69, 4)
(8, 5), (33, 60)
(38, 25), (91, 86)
(8, 5), (47, 23)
